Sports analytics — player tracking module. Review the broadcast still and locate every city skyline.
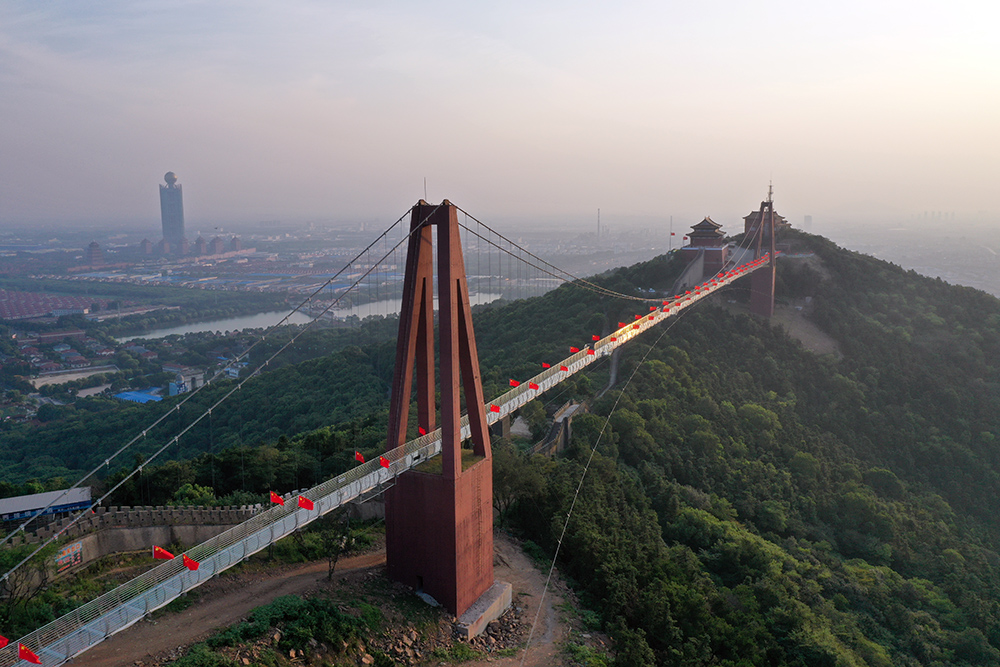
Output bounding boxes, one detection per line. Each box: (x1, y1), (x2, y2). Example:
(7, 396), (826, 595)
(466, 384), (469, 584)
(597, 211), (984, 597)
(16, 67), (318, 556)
(1, 1), (997, 228)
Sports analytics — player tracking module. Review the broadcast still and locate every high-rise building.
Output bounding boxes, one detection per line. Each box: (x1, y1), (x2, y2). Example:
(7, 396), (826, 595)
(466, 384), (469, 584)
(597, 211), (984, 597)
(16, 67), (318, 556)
(159, 172), (185, 250)
(84, 241), (103, 266)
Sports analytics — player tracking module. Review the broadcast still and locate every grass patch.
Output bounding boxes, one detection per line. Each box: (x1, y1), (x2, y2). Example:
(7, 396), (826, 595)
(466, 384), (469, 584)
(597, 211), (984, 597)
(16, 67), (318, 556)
(430, 643), (483, 662)
(414, 448), (484, 474)
(565, 641), (610, 667)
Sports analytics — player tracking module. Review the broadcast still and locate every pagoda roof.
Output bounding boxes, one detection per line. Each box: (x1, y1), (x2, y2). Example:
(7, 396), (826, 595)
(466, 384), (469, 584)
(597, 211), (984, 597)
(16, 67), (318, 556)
(689, 216), (725, 238)
(743, 210), (788, 225)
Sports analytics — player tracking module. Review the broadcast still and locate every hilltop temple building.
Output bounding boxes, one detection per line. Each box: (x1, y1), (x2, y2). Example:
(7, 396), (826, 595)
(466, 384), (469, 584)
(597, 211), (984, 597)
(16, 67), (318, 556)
(681, 216), (729, 274)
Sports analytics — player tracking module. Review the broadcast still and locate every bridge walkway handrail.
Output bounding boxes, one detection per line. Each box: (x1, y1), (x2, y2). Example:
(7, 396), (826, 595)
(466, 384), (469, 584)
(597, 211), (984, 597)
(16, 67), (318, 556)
(0, 255), (769, 666)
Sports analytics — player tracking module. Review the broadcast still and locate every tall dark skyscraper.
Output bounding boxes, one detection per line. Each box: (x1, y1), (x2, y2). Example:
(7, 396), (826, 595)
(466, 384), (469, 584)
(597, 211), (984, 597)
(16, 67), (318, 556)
(159, 171), (185, 249)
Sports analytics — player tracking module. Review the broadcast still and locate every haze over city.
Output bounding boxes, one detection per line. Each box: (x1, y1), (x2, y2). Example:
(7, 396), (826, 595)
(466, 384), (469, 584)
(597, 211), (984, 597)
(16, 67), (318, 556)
(1, 1), (997, 229)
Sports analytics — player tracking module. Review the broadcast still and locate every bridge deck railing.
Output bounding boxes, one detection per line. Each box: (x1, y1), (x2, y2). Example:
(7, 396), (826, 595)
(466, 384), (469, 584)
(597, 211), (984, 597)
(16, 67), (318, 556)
(1, 256), (769, 666)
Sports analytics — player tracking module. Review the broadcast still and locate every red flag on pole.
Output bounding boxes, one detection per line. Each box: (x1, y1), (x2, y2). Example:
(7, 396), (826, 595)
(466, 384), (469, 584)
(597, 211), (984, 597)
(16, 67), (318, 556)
(592, 335), (600, 341)
(380, 456), (390, 468)
(0, 634), (9, 648)
(542, 362), (551, 368)
(648, 315), (654, 320)
(610, 336), (617, 341)
(490, 404), (500, 412)
(618, 322), (626, 328)
(153, 545), (175, 560)
(632, 324), (639, 329)
(649, 306), (656, 311)
(528, 382), (539, 390)
(509, 379), (520, 387)
(587, 349), (595, 355)
(355, 451), (365, 463)
(297, 495), (314, 510)
(418, 426), (426, 435)
(569, 347), (579, 353)
(269, 491), (285, 506)
(182, 554), (199, 571)
(560, 365), (569, 371)
(18, 644), (40, 665)
(635, 314), (641, 320)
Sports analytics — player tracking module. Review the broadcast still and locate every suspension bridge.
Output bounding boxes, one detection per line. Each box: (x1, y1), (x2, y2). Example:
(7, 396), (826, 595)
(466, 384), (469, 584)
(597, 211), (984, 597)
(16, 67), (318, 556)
(0, 195), (779, 666)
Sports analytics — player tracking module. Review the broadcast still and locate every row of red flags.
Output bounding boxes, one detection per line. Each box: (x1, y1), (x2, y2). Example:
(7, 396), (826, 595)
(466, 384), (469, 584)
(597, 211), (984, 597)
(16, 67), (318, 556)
(500, 260), (771, 403)
(131, 258), (777, 631)
(354, 258), (770, 448)
(0, 636), (42, 663)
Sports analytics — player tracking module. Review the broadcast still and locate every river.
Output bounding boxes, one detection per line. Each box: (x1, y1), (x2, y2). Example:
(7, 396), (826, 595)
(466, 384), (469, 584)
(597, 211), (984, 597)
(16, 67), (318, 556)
(118, 292), (503, 342)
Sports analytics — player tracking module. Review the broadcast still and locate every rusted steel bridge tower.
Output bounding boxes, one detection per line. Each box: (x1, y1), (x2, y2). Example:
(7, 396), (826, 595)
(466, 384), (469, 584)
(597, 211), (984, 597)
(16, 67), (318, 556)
(384, 200), (494, 617)
(749, 186), (778, 317)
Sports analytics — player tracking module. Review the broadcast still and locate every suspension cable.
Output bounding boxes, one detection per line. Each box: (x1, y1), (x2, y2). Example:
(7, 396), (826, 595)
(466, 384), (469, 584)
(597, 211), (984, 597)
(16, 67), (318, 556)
(455, 207), (661, 303)
(0, 204), (441, 582)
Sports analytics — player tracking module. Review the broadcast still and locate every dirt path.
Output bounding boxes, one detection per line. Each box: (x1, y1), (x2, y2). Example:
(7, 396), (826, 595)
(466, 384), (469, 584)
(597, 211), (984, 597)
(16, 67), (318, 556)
(73, 551), (386, 666)
(462, 534), (571, 667)
(72, 534), (581, 666)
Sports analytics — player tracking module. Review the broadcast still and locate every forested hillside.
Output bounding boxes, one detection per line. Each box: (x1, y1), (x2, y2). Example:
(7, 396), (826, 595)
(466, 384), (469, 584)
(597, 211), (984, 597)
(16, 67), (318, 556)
(5, 229), (1000, 666)
(503, 230), (1000, 666)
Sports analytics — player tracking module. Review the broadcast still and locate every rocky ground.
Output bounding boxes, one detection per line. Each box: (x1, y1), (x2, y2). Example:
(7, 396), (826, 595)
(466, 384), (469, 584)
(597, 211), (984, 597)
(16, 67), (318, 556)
(72, 532), (610, 667)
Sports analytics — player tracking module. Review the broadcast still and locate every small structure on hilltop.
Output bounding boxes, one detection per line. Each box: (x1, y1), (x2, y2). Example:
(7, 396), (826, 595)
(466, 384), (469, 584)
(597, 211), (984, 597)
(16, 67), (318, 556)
(743, 208), (789, 236)
(681, 216), (730, 274)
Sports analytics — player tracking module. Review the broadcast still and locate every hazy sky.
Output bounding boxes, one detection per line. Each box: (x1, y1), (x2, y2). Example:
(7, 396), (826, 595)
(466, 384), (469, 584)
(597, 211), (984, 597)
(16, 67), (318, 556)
(1, 1), (997, 229)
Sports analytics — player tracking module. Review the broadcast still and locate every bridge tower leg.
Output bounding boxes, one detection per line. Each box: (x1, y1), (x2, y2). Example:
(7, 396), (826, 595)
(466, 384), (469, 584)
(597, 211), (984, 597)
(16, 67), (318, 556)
(749, 191), (777, 317)
(385, 200), (494, 617)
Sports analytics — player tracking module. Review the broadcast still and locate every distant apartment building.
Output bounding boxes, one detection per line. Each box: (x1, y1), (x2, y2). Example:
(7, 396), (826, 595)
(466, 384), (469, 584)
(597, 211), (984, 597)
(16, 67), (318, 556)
(84, 241), (103, 265)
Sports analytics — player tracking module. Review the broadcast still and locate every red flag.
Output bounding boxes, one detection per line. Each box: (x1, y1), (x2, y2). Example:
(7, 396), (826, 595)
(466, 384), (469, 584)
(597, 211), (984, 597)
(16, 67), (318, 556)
(618, 322), (626, 328)
(592, 334), (600, 341)
(663, 301), (669, 305)
(490, 404), (500, 412)
(610, 336), (617, 341)
(649, 306), (656, 311)
(509, 379), (520, 387)
(670, 232), (676, 236)
(587, 349), (595, 356)
(355, 451), (365, 463)
(542, 362), (551, 368)
(635, 314), (641, 320)
(269, 491), (285, 506)
(560, 365), (569, 371)
(153, 545), (175, 560)
(528, 382), (539, 390)
(380, 456), (390, 468)
(632, 324), (639, 329)
(182, 554), (199, 571)
(683, 236), (688, 240)
(569, 346), (579, 353)
(18, 644), (40, 665)
(662, 306), (669, 312)
(648, 315), (654, 320)
(0, 634), (8, 649)
(418, 426), (426, 435)
(297, 495), (314, 510)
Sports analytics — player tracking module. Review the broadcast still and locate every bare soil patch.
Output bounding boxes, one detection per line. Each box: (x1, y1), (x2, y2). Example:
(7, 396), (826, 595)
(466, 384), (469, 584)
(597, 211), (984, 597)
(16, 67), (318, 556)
(70, 533), (603, 666)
